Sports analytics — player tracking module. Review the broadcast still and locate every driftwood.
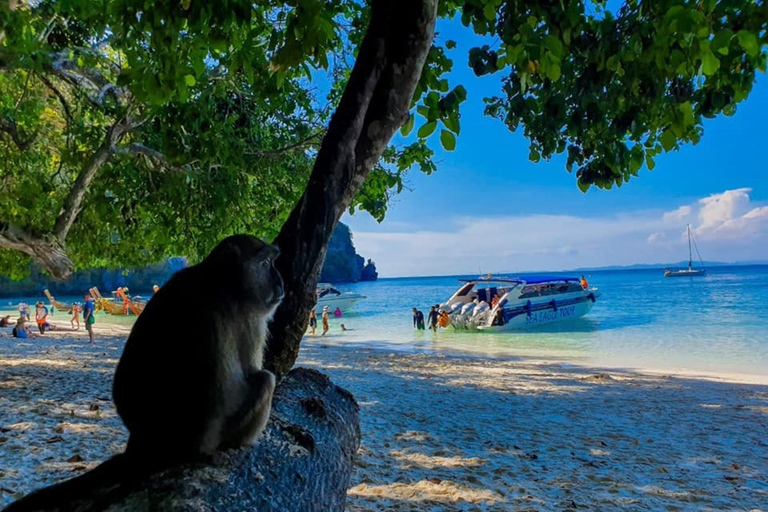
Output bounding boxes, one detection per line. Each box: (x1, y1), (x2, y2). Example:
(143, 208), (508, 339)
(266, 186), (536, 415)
(3, 368), (360, 512)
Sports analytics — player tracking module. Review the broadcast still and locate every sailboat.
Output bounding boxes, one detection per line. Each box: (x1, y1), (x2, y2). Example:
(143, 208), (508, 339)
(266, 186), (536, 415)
(664, 225), (706, 278)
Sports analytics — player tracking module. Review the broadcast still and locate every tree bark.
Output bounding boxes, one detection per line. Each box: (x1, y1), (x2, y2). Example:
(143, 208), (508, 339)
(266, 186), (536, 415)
(2, 368), (360, 512)
(0, 222), (73, 280)
(266, 0), (438, 378)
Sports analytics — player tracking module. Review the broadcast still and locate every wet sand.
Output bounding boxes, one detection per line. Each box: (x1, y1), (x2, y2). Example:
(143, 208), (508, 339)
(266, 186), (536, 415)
(1, 323), (766, 511)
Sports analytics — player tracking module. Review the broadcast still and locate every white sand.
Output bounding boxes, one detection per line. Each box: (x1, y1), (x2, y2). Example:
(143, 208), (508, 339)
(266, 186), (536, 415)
(1, 323), (767, 511)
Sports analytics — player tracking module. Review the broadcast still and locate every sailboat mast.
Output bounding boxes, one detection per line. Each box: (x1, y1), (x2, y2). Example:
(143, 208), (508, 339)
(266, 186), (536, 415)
(687, 224), (693, 269)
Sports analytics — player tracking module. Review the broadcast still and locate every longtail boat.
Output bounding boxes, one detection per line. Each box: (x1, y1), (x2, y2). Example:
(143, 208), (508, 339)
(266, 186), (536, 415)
(44, 289), (74, 313)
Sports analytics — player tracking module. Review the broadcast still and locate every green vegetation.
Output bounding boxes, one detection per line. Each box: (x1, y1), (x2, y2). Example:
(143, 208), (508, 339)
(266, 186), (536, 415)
(1, 0), (765, 374)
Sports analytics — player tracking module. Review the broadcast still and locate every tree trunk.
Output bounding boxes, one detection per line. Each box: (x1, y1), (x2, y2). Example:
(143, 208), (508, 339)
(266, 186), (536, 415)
(0, 222), (73, 280)
(265, 0), (438, 378)
(3, 368), (360, 512)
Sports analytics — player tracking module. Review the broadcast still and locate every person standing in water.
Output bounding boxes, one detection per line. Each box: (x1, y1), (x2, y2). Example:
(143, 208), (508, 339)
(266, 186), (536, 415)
(321, 306), (330, 336)
(308, 308), (317, 335)
(427, 306), (439, 332)
(412, 307), (425, 330)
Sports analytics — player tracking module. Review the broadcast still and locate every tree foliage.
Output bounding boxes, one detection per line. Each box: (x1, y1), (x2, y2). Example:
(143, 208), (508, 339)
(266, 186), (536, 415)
(0, 0), (765, 279)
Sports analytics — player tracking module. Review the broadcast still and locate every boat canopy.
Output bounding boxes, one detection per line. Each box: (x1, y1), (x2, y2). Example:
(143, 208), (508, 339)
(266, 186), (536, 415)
(459, 275), (581, 285)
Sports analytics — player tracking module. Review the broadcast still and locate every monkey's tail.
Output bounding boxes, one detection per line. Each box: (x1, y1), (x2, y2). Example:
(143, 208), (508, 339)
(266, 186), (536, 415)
(2, 453), (142, 512)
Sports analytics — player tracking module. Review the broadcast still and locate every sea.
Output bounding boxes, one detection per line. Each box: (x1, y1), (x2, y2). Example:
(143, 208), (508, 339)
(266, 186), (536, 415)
(3, 265), (767, 382)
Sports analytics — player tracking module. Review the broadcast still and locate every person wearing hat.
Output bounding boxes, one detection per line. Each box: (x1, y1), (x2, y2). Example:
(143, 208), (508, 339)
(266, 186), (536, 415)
(321, 305), (330, 336)
(12, 316), (35, 339)
(35, 301), (49, 334)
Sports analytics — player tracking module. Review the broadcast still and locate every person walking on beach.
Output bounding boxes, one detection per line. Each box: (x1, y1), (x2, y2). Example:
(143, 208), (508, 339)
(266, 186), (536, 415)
(321, 306), (330, 336)
(412, 307), (425, 330)
(308, 308), (317, 335)
(71, 303), (82, 330)
(18, 302), (29, 321)
(428, 306), (439, 332)
(35, 301), (49, 334)
(83, 295), (95, 343)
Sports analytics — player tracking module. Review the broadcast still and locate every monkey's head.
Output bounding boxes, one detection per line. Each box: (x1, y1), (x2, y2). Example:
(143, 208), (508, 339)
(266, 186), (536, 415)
(204, 235), (284, 315)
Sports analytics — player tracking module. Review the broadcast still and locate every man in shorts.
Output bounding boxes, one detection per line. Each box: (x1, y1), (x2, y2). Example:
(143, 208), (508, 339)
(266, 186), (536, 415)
(83, 295), (95, 343)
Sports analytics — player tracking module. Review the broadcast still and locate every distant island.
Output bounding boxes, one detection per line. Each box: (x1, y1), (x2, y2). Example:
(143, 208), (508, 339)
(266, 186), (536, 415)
(0, 223), (376, 298)
(318, 222), (378, 284)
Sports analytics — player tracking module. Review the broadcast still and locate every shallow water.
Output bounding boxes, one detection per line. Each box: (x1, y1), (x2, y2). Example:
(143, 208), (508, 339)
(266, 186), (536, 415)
(4, 265), (767, 380)
(312, 265), (768, 381)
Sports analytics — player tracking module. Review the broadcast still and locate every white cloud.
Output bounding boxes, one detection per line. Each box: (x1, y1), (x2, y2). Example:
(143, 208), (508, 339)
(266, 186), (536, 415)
(348, 188), (768, 277)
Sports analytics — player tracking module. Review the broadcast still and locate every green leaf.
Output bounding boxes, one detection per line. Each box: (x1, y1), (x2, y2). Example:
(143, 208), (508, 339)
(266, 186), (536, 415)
(483, 3), (496, 21)
(736, 30), (759, 57)
(400, 113), (415, 136)
(546, 63), (561, 81)
(646, 155), (656, 170)
(701, 51), (720, 76)
(446, 40), (457, 50)
(417, 121), (437, 138)
(711, 29), (733, 55)
(660, 130), (677, 151)
(440, 130), (456, 151)
(184, 74), (196, 87)
(544, 35), (564, 59)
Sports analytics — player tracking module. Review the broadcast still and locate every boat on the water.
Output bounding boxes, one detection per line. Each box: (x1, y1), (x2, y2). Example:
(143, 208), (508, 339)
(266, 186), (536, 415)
(315, 283), (366, 313)
(664, 225), (706, 278)
(43, 289), (74, 313)
(440, 275), (600, 331)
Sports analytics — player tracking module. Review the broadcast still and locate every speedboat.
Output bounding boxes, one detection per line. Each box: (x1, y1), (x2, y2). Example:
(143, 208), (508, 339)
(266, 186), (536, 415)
(315, 283), (366, 313)
(440, 275), (600, 331)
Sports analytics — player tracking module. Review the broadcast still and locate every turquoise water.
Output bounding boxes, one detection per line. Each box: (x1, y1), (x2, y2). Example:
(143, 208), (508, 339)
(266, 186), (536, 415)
(3, 266), (767, 380)
(315, 265), (768, 381)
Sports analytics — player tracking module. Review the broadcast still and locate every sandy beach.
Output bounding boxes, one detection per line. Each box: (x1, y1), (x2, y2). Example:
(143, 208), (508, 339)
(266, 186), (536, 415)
(1, 321), (767, 511)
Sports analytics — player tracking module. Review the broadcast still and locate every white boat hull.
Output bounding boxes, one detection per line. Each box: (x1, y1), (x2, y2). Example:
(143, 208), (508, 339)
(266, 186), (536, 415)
(477, 296), (597, 331)
(315, 294), (365, 313)
(665, 269), (706, 278)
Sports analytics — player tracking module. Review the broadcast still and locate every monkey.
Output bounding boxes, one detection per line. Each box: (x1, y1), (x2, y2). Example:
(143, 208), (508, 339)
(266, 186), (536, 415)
(4, 235), (284, 512)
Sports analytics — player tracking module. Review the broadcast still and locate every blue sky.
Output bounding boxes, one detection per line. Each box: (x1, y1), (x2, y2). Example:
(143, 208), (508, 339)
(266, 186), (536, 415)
(342, 19), (768, 278)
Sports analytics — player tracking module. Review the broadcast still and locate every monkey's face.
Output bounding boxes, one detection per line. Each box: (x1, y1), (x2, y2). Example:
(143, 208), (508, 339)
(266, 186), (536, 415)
(245, 246), (284, 316)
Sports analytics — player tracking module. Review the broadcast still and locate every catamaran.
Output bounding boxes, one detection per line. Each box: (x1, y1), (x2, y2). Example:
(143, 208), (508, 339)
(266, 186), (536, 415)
(440, 275), (600, 331)
(664, 225), (706, 278)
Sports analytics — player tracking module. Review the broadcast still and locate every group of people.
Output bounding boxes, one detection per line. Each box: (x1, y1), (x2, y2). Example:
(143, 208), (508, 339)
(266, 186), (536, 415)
(1, 294), (96, 342)
(412, 305), (451, 332)
(307, 306), (346, 336)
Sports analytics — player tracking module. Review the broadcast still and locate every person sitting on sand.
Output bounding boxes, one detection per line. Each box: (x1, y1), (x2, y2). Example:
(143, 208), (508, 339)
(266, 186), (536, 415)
(0, 315), (14, 327)
(12, 317), (38, 339)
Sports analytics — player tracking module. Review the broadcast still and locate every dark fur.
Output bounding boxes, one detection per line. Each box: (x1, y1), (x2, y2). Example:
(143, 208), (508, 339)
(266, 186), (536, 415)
(4, 235), (283, 512)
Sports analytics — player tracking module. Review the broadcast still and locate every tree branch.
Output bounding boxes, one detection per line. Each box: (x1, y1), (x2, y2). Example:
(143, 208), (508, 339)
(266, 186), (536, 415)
(53, 118), (132, 240)
(36, 73), (73, 122)
(0, 221), (74, 279)
(0, 116), (37, 150)
(244, 130), (325, 158)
